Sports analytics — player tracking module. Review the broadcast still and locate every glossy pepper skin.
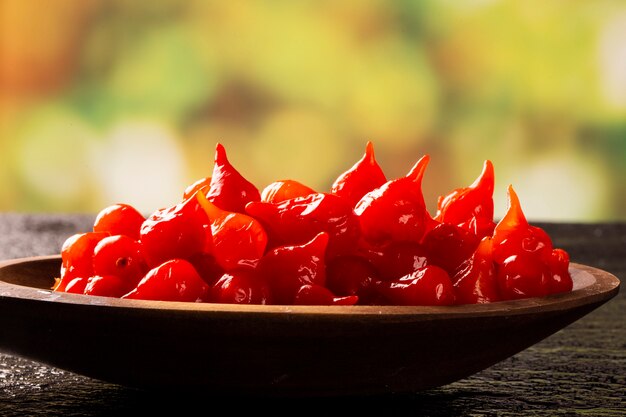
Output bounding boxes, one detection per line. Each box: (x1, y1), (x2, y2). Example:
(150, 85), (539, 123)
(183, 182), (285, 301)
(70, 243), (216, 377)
(497, 253), (552, 300)
(55, 232), (109, 292)
(325, 255), (380, 303)
(211, 269), (272, 305)
(188, 252), (224, 286)
(435, 160), (496, 238)
(294, 284), (359, 306)
(139, 195), (208, 268)
(375, 265), (456, 306)
(492, 185), (571, 299)
(361, 240), (429, 282)
(331, 141), (387, 207)
(548, 248), (573, 294)
(205, 143), (260, 213)
(491, 185), (553, 265)
(261, 180), (316, 203)
(197, 192), (267, 271)
(422, 223), (480, 277)
(354, 155), (436, 245)
(452, 237), (500, 304)
(55, 142), (575, 306)
(84, 275), (130, 298)
(122, 259), (209, 302)
(93, 203), (145, 240)
(92, 235), (147, 287)
(183, 176), (212, 201)
(257, 232), (328, 305)
(64, 277), (89, 294)
(246, 192), (360, 259)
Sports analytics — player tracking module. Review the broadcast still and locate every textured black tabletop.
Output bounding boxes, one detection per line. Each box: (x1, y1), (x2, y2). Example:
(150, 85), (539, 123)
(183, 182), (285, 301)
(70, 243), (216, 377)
(0, 213), (624, 416)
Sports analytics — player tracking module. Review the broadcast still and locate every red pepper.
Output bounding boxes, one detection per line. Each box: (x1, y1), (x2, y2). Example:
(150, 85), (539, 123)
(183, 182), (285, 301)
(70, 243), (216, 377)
(92, 235), (147, 288)
(246, 192), (360, 259)
(436, 160), (496, 238)
(55, 232), (109, 292)
(64, 277), (88, 294)
(497, 253), (552, 300)
(294, 284), (359, 306)
(84, 275), (130, 298)
(183, 176), (212, 201)
(375, 265), (455, 306)
(452, 237), (500, 304)
(139, 195), (208, 268)
(93, 203), (145, 240)
(205, 143), (261, 213)
(354, 155), (436, 245)
(257, 232), (328, 305)
(211, 269), (272, 305)
(325, 255), (380, 303)
(422, 223), (480, 277)
(261, 179), (316, 203)
(492, 185), (553, 264)
(548, 248), (573, 294)
(492, 185), (554, 299)
(122, 259), (209, 302)
(58, 142), (575, 306)
(188, 252), (224, 287)
(197, 192), (267, 271)
(361, 240), (429, 282)
(331, 141), (387, 207)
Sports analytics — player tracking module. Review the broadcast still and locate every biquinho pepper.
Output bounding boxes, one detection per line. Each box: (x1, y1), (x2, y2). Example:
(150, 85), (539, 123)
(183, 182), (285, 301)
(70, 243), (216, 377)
(422, 223), (480, 277)
(54, 142), (573, 306)
(197, 191), (268, 271)
(452, 237), (500, 304)
(122, 259), (210, 302)
(93, 203), (145, 240)
(261, 179), (316, 203)
(246, 192), (360, 259)
(492, 185), (572, 299)
(139, 195), (208, 268)
(375, 265), (456, 306)
(354, 155), (436, 245)
(55, 231), (109, 292)
(211, 269), (272, 305)
(435, 160), (496, 238)
(257, 232), (328, 305)
(331, 141), (387, 207)
(205, 143), (261, 213)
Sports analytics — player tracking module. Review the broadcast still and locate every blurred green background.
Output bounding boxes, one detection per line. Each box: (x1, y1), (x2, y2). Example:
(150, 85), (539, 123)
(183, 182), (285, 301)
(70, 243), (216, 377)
(1, 0), (625, 221)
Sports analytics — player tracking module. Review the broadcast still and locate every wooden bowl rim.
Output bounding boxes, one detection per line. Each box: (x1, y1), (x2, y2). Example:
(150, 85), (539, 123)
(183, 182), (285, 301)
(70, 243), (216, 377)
(0, 255), (620, 319)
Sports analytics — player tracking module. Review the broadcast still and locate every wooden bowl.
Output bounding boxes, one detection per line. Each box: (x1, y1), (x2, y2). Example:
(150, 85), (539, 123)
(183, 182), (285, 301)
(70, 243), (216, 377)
(0, 256), (620, 396)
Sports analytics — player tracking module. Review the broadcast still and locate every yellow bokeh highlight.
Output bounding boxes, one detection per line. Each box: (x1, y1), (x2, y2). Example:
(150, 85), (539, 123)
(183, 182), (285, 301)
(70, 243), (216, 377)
(0, 0), (625, 221)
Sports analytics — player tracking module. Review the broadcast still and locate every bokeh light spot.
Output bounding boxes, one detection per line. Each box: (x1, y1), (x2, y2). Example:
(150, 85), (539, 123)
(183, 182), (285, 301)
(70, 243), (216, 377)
(92, 120), (186, 214)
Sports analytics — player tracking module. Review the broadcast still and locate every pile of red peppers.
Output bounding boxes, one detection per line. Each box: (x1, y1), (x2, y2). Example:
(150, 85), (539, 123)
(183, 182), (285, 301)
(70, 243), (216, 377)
(54, 142), (573, 306)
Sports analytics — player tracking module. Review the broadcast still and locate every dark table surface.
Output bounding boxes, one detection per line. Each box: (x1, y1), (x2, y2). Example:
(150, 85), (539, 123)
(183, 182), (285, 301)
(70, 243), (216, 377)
(0, 213), (624, 416)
